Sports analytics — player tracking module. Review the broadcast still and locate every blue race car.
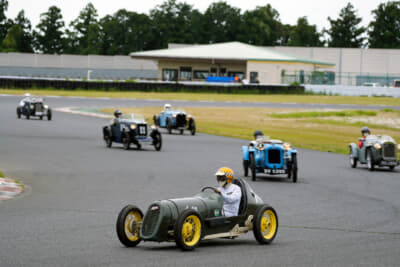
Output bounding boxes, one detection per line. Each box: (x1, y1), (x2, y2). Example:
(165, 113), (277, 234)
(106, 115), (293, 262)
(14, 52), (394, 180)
(153, 104), (196, 135)
(103, 113), (162, 151)
(242, 131), (298, 182)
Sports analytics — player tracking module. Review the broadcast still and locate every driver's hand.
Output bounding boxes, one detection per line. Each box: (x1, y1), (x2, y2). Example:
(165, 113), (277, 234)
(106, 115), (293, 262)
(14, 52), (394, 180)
(214, 188), (221, 194)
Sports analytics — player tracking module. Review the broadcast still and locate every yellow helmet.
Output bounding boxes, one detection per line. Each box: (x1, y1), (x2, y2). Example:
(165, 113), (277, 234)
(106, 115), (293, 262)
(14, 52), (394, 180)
(215, 167), (234, 183)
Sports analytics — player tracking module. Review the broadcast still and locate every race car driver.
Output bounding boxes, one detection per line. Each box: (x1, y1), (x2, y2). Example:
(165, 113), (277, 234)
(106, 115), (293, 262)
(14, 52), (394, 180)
(214, 167), (242, 217)
(359, 126), (371, 148)
(112, 109), (123, 124)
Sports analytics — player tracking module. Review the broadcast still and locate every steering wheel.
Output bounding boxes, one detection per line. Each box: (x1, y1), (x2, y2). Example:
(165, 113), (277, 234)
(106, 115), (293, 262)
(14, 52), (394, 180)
(201, 186), (218, 192)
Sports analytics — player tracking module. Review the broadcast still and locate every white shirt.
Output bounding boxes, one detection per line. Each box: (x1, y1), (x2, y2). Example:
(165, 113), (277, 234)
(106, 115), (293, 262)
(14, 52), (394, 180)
(218, 183), (242, 217)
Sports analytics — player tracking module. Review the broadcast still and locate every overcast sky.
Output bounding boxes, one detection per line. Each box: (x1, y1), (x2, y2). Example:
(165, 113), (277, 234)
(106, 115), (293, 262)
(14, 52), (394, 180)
(8, 0), (388, 31)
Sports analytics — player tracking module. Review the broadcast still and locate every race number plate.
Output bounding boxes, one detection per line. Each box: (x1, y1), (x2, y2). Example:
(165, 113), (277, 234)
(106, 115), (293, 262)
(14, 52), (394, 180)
(264, 169), (286, 174)
(139, 126), (146, 135)
(35, 112), (43, 116)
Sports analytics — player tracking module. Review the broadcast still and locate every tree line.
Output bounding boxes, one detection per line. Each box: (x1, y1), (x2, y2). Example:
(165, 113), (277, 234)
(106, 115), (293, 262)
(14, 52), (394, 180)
(1, 0), (400, 55)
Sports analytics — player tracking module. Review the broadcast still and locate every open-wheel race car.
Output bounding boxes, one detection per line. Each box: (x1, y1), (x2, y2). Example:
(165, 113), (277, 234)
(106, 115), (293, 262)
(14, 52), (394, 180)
(116, 178), (278, 251)
(349, 134), (400, 171)
(242, 132), (298, 182)
(16, 95), (52, 120)
(153, 104), (196, 135)
(102, 113), (162, 151)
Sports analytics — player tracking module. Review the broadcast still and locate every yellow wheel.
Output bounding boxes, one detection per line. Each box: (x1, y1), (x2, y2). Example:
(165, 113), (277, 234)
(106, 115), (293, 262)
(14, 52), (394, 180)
(175, 209), (203, 251)
(116, 205), (143, 247)
(253, 205), (278, 244)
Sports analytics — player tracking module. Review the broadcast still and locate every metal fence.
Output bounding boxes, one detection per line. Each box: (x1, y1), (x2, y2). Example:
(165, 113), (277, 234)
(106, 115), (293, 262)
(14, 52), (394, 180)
(282, 71), (400, 87)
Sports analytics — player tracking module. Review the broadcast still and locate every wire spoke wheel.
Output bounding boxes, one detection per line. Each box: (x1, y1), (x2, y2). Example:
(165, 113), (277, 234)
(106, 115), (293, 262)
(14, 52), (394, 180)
(175, 210), (202, 251)
(116, 205), (143, 247)
(253, 205), (278, 244)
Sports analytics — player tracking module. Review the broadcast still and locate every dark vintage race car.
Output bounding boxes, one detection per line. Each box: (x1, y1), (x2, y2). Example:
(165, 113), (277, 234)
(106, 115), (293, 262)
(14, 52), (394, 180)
(102, 114), (162, 151)
(16, 96), (52, 120)
(116, 178), (278, 251)
(153, 104), (196, 135)
(349, 135), (400, 171)
(242, 136), (298, 182)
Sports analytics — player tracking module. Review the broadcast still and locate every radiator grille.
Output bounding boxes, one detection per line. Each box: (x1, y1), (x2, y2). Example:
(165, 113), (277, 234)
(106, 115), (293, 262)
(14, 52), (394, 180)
(35, 103), (43, 112)
(176, 114), (186, 127)
(383, 143), (396, 158)
(268, 149), (281, 164)
(141, 205), (160, 236)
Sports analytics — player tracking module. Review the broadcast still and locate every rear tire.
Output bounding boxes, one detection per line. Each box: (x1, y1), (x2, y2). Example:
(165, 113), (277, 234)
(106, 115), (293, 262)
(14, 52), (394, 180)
(243, 160), (249, 177)
(249, 153), (256, 181)
(253, 205), (278, 244)
(180, 129), (184, 135)
(116, 205), (143, 247)
(175, 209), (203, 251)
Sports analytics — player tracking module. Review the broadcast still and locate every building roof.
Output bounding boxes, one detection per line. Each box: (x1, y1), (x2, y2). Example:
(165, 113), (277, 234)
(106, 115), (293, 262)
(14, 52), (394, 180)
(130, 42), (334, 67)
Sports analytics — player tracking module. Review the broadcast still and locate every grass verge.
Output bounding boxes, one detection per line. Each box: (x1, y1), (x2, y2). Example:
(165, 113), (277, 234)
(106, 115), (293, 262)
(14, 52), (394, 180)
(101, 107), (400, 155)
(1, 88), (399, 106)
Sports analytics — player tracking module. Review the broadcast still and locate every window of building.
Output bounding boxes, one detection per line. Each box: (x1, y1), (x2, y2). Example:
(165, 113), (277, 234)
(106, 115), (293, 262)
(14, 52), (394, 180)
(210, 68), (217, 77)
(193, 70), (209, 79)
(219, 68), (226, 77)
(228, 71), (245, 80)
(162, 69), (178, 81)
(180, 67), (192, 81)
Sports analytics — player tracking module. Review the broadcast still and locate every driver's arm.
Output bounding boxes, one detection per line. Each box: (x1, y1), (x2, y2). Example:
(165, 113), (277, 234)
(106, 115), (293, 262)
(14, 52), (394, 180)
(220, 187), (241, 204)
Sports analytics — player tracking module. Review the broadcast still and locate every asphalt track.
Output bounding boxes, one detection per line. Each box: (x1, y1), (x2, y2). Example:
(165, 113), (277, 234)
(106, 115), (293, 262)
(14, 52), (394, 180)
(0, 95), (399, 267)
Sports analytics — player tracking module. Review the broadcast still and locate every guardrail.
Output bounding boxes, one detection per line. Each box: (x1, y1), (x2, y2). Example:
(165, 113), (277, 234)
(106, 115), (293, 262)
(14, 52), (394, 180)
(0, 77), (305, 94)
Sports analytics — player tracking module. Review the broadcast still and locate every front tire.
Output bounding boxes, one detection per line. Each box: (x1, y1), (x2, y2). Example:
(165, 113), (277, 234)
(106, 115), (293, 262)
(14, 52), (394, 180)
(153, 132), (162, 151)
(122, 132), (130, 150)
(367, 149), (375, 171)
(349, 147), (357, 168)
(291, 154), (298, 183)
(167, 118), (172, 134)
(243, 159), (249, 177)
(189, 120), (196, 136)
(180, 129), (184, 135)
(116, 205), (143, 247)
(47, 109), (52, 121)
(175, 209), (203, 251)
(103, 129), (112, 148)
(249, 153), (256, 181)
(253, 205), (278, 244)
(17, 107), (21, 119)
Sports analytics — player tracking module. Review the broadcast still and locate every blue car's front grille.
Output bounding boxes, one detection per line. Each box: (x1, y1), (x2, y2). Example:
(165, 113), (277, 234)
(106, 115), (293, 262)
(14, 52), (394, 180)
(176, 114), (186, 127)
(268, 149), (281, 164)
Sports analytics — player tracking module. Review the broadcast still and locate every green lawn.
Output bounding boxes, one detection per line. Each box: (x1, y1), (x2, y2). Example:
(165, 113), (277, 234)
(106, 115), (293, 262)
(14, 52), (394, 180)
(1, 88), (399, 106)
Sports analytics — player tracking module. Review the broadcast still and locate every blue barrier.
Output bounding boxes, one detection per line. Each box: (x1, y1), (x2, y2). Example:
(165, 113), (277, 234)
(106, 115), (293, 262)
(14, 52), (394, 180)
(206, 76), (236, 83)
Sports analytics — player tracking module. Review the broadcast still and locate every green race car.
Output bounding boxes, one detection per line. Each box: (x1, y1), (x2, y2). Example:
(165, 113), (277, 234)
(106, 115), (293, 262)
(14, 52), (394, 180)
(116, 178), (278, 251)
(349, 135), (400, 171)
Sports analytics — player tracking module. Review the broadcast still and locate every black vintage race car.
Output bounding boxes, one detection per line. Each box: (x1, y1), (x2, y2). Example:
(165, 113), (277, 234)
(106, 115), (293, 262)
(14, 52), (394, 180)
(116, 178), (278, 251)
(17, 96), (52, 120)
(103, 114), (162, 151)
